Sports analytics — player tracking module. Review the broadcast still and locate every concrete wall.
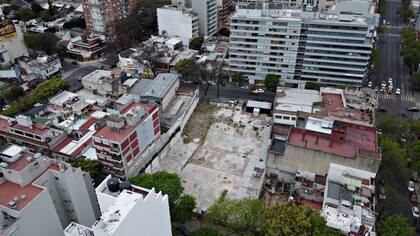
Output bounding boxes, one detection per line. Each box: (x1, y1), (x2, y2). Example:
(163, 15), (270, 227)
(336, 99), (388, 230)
(269, 144), (380, 176)
(157, 8), (195, 44)
(161, 79), (180, 111)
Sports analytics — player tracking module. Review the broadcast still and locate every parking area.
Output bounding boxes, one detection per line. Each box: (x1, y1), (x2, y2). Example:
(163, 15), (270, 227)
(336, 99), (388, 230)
(151, 103), (271, 210)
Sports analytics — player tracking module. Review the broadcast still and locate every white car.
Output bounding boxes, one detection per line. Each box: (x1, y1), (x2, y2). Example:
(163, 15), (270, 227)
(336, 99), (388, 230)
(388, 77), (393, 85)
(368, 81), (373, 88)
(413, 206), (420, 218)
(396, 88), (401, 95)
(409, 181), (415, 192)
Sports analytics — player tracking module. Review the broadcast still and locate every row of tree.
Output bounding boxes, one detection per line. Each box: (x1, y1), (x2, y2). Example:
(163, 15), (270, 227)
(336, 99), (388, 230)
(400, 27), (420, 91)
(397, 0), (415, 22)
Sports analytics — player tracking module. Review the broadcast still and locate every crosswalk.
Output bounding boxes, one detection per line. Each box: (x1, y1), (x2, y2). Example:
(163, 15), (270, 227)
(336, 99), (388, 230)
(377, 93), (414, 102)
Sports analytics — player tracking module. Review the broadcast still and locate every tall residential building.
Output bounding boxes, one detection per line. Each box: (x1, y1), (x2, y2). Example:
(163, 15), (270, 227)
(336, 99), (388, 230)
(64, 175), (172, 236)
(93, 102), (160, 179)
(238, 0), (335, 11)
(157, 5), (200, 45)
(81, 0), (137, 40)
(229, 3), (379, 86)
(192, 0), (218, 36)
(217, 0), (235, 30)
(0, 144), (100, 236)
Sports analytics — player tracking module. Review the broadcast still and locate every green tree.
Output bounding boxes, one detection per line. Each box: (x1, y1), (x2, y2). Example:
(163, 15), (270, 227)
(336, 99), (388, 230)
(31, 3), (44, 14)
(190, 36), (204, 50)
(69, 157), (103, 184)
(171, 195), (196, 223)
(308, 211), (340, 236)
(305, 82), (321, 90)
(190, 227), (222, 236)
(262, 201), (311, 236)
(31, 77), (69, 103)
(3, 86), (24, 102)
(207, 198), (263, 233)
(371, 48), (381, 65)
(24, 32), (59, 54)
(13, 8), (36, 21)
(174, 59), (196, 78)
(129, 171), (183, 206)
(410, 71), (420, 91)
(397, 7), (415, 21)
(232, 72), (245, 85)
(377, 215), (415, 236)
(264, 74), (279, 90)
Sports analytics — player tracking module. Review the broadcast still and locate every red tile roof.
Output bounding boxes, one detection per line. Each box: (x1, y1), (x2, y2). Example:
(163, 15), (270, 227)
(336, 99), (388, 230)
(299, 198), (322, 210)
(80, 118), (97, 131)
(7, 152), (35, 171)
(12, 123), (49, 136)
(288, 121), (379, 159)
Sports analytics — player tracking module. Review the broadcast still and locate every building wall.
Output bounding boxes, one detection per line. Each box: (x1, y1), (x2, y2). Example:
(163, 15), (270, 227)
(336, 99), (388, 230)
(229, 8), (374, 85)
(192, 0), (218, 36)
(157, 8), (199, 44)
(161, 79), (180, 111)
(10, 190), (65, 236)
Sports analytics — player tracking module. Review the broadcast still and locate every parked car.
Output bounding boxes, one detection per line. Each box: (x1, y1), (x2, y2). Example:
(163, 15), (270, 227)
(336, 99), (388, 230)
(408, 107), (419, 112)
(411, 192), (418, 203)
(379, 187), (386, 200)
(250, 89), (264, 95)
(396, 88), (401, 95)
(368, 81), (373, 88)
(413, 206), (420, 218)
(388, 77), (393, 85)
(378, 107), (388, 112)
(409, 180), (415, 192)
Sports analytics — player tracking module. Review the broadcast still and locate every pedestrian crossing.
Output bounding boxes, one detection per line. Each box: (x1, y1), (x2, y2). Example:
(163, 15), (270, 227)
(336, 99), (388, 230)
(377, 93), (414, 101)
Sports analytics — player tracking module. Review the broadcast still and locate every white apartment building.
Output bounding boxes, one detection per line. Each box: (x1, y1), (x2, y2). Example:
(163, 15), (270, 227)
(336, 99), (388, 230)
(192, 0), (218, 36)
(157, 5), (200, 45)
(238, 0), (335, 11)
(64, 175), (172, 236)
(229, 2), (378, 86)
(0, 144), (100, 236)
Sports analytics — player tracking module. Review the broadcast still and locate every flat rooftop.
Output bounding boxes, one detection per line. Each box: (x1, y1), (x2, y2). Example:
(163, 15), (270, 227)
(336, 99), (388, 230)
(275, 88), (320, 113)
(288, 121), (379, 159)
(322, 93), (371, 123)
(82, 70), (113, 83)
(142, 73), (179, 99)
(94, 103), (157, 142)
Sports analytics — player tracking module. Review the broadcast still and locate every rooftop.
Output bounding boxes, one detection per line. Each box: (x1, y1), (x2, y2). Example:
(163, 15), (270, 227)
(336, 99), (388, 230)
(275, 88), (320, 113)
(287, 121), (379, 159)
(141, 73), (179, 99)
(49, 91), (78, 107)
(94, 103), (157, 142)
(82, 70), (113, 83)
(322, 93), (371, 123)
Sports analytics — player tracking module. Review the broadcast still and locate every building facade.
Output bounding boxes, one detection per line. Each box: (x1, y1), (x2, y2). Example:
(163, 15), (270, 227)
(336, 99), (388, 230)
(0, 144), (100, 236)
(228, 3), (378, 85)
(192, 0), (218, 36)
(64, 175), (172, 236)
(157, 5), (200, 45)
(81, 0), (136, 40)
(93, 102), (160, 179)
(217, 0), (234, 30)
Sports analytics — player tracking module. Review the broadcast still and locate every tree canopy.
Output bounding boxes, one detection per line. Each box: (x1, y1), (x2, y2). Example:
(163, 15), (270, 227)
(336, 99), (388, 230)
(175, 59), (196, 78)
(3, 86), (24, 102)
(190, 36), (204, 51)
(232, 72), (245, 84)
(410, 71), (420, 91)
(129, 171), (196, 223)
(31, 77), (69, 103)
(190, 227), (222, 236)
(377, 215), (415, 236)
(24, 32), (59, 55)
(69, 157), (103, 184)
(264, 74), (279, 90)
(206, 198), (263, 233)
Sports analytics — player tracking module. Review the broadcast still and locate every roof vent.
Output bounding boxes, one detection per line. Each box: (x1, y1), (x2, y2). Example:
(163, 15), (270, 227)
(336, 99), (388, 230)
(34, 153), (42, 159)
(107, 177), (120, 192)
(0, 162), (8, 168)
(119, 181), (132, 191)
(26, 156), (33, 163)
(8, 200), (16, 209)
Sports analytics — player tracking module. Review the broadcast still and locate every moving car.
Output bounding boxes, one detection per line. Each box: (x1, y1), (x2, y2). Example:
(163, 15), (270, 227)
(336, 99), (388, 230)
(409, 180), (415, 192)
(250, 89), (264, 95)
(388, 77), (393, 85)
(396, 88), (401, 95)
(413, 206), (420, 218)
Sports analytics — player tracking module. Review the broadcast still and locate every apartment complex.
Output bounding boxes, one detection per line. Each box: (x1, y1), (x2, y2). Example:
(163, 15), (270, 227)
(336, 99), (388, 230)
(239, 0), (335, 11)
(217, 0), (235, 30)
(64, 175), (172, 236)
(0, 144), (100, 236)
(192, 0), (218, 36)
(157, 5), (200, 45)
(93, 102), (160, 179)
(229, 2), (378, 85)
(81, 0), (136, 40)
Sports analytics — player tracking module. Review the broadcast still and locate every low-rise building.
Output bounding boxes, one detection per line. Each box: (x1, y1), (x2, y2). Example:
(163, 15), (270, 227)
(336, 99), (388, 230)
(81, 69), (123, 96)
(64, 175), (172, 236)
(117, 48), (142, 76)
(0, 144), (100, 236)
(66, 34), (106, 61)
(0, 21), (29, 63)
(93, 102), (160, 179)
(18, 54), (62, 80)
(133, 73), (180, 111)
(0, 115), (66, 154)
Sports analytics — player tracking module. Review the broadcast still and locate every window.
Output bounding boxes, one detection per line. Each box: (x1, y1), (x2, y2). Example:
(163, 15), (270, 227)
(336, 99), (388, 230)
(291, 117), (296, 121)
